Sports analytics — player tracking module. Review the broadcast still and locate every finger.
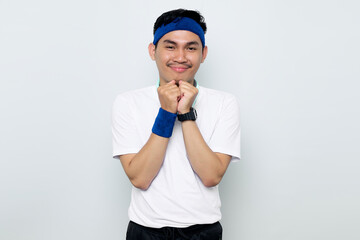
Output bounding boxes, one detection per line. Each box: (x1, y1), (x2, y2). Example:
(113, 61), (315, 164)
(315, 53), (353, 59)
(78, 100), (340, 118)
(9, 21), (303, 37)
(165, 87), (181, 99)
(179, 80), (190, 87)
(158, 80), (176, 91)
(158, 82), (178, 94)
(179, 80), (196, 89)
(179, 83), (197, 95)
(179, 80), (195, 87)
(167, 80), (176, 85)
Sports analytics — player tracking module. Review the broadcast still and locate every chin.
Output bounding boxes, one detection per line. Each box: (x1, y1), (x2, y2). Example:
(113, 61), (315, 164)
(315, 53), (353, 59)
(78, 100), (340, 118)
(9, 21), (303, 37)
(174, 78), (193, 83)
(161, 76), (194, 85)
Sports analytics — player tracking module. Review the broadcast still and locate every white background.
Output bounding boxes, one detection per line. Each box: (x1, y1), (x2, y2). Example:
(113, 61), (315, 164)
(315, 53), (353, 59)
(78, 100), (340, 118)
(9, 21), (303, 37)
(1, 0), (359, 239)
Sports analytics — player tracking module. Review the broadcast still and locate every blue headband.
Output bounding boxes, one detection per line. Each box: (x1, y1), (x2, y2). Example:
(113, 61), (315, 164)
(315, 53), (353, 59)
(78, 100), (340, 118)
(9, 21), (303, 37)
(153, 17), (205, 47)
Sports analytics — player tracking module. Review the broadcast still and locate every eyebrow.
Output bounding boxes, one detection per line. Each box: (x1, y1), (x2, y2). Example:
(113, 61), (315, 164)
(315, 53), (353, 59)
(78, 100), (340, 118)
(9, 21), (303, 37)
(163, 40), (177, 45)
(163, 39), (200, 47)
(186, 41), (200, 47)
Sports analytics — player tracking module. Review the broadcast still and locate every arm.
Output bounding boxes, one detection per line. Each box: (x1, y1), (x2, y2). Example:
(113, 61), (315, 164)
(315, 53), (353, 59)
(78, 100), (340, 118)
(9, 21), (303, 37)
(181, 120), (231, 187)
(119, 81), (181, 190)
(119, 133), (169, 190)
(177, 81), (232, 187)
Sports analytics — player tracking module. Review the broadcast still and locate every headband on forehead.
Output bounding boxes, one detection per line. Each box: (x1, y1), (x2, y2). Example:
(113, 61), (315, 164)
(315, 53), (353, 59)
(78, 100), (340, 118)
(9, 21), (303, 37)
(153, 17), (205, 47)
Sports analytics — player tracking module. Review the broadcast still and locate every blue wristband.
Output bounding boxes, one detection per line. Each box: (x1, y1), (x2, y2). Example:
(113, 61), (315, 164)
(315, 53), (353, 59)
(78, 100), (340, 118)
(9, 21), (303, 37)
(152, 108), (177, 138)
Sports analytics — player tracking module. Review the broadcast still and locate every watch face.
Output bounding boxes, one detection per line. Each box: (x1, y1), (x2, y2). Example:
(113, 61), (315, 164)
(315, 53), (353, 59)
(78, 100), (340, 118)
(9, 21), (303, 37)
(178, 108), (197, 121)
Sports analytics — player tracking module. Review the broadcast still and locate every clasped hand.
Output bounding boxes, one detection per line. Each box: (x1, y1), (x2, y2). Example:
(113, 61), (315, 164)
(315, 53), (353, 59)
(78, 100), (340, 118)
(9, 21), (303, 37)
(157, 80), (198, 114)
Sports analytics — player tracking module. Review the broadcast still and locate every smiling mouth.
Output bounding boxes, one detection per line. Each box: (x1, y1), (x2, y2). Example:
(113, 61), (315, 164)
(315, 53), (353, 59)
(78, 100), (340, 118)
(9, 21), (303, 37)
(170, 66), (188, 73)
(168, 63), (191, 73)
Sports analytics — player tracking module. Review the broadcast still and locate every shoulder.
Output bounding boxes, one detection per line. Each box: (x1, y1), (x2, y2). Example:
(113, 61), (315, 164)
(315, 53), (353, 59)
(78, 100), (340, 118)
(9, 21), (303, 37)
(115, 85), (156, 100)
(198, 86), (239, 108)
(113, 85), (157, 106)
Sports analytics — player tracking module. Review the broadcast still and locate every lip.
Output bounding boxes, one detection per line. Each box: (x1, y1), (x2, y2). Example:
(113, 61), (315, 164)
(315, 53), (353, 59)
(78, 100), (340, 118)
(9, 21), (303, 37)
(170, 66), (188, 73)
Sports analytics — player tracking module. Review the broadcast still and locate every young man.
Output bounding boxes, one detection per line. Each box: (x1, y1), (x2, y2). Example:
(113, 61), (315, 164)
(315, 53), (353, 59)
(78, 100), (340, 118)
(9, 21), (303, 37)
(112, 9), (240, 240)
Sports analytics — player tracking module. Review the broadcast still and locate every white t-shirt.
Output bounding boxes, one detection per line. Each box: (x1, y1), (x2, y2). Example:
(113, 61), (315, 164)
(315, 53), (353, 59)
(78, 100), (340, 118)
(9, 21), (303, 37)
(112, 85), (241, 228)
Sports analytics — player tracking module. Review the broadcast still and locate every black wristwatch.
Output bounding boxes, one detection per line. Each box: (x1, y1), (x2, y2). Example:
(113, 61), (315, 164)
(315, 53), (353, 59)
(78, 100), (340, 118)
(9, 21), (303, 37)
(177, 107), (197, 122)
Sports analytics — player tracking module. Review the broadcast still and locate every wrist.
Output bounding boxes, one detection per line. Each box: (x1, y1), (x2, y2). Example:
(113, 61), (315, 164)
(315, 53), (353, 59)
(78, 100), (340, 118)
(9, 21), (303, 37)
(152, 108), (177, 138)
(177, 108), (191, 115)
(177, 107), (197, 122)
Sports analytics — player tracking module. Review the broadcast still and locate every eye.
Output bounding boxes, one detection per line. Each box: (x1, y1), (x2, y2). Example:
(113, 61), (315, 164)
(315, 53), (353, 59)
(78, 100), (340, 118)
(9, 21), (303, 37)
(166, 45), (175, 50)
(187, 47), (197, 51)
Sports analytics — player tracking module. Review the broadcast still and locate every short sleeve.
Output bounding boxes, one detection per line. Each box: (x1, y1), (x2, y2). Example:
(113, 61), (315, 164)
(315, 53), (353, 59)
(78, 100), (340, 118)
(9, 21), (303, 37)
(208, 95), (241, 162)
(112, 94), (142, 159)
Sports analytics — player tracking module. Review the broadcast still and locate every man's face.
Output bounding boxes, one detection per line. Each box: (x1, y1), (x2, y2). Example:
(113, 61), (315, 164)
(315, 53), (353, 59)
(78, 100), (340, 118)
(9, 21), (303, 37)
(149, 30), (208, 86)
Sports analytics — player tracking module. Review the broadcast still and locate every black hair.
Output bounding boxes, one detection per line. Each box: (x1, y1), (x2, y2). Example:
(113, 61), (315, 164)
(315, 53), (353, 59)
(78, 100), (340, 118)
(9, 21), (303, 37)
(153, 9), (207, 35)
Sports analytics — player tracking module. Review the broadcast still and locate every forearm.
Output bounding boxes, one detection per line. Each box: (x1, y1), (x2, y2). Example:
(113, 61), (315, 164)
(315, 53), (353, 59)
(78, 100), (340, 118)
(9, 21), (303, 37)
(120, 133), (169, 190)
(181, 121), (228, 187)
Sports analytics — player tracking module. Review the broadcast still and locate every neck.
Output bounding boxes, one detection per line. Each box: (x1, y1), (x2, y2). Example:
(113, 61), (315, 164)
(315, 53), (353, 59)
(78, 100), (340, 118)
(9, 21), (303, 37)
(159, 79), (195, 86)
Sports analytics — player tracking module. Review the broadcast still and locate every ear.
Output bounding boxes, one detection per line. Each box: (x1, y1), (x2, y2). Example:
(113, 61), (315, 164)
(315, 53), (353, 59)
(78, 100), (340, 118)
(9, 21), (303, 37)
(201, 45), (208, 63)
(148, 43), (156, 60)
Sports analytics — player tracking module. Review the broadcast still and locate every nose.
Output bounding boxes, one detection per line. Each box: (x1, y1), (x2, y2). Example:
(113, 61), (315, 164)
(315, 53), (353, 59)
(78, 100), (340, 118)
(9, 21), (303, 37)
(173, 49), (187, 63)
